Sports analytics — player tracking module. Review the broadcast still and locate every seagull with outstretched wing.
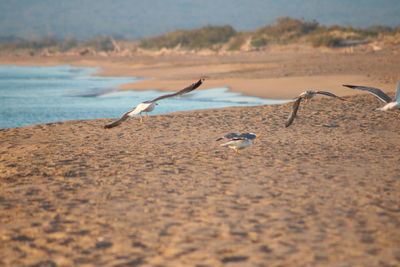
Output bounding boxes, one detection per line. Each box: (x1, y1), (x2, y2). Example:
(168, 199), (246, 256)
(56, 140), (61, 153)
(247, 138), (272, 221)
(286, 90), (346, 127)
(104, 78), (204, 128)
(343, 82), (400, 111)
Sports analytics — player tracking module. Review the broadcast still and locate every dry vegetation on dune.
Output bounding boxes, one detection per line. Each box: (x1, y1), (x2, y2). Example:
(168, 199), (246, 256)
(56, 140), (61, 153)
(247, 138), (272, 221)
(1, 17), (399, 56)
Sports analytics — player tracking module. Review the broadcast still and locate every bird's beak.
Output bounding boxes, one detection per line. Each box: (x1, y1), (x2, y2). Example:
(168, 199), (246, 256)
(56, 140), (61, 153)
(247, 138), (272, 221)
(256, 134), (261, 139)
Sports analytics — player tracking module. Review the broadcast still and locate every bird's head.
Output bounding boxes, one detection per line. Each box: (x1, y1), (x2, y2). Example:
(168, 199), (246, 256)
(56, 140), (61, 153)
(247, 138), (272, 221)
(299, 91), (309, 97)
(299, 90), (315, 99)
(306, 90), (315, 95)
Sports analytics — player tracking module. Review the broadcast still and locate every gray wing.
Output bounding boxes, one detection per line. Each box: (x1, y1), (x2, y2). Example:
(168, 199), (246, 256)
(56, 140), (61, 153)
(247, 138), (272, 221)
(285, 97), (302, 127)
(239, 133), (257, 140)
(315, 91), (346, 100)
(342, 84), (392, 103)
(395, 81), (400, 102)
(149, 79), (204, 102)
(104, 111), (131, 129)
(216, 132), (240, 141)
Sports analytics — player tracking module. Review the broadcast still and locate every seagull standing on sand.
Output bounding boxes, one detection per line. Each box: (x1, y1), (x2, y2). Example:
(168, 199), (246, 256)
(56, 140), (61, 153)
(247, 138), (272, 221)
(217, 133), (259, 153)
(343, 82), (400, 111)
(285, 90), (345, 127)
(104, 78), (204, 128)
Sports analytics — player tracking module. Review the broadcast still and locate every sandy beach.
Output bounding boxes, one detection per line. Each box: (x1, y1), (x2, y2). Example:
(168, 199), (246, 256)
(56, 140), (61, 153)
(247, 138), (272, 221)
(1, 49), (400, 266)
(0, 48), (399, 99)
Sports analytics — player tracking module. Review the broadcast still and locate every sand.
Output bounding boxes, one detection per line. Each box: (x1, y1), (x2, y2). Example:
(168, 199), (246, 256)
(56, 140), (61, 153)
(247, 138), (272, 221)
(0, 49), (399, 99)
(1, 49), (400, 266)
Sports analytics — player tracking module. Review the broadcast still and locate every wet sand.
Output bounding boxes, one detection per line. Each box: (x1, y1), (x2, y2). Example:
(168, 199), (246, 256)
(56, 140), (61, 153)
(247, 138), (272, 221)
(1, 50), (400, 266)
(0, 49), (398, 99)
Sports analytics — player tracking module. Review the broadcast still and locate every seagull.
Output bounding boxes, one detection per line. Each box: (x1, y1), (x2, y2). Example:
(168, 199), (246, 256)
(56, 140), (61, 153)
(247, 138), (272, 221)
(285, 90), (346, 127)
(217, 132), (259, 153)
(104, 78), (204, 128)
(343, 82), (400, 111)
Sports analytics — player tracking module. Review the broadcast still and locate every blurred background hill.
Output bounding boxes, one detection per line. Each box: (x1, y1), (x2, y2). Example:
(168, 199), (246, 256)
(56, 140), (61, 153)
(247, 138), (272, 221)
(1, 0), (399, 41)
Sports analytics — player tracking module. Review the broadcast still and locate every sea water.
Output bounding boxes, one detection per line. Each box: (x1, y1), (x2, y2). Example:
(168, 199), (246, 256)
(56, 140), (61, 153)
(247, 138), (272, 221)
(0, 65), (288, 129)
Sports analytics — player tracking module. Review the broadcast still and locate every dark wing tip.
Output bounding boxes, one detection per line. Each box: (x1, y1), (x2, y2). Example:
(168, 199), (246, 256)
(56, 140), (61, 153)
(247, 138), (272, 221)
(104, 123), (116, 129)
(216, 132), (238, 141)
(193, 78), (205, 89)
(103, 113), (129, 129)
(285, 118), (294, 127)
(285, 97), (301, 128)
(342, 84), (356, 88)
(285, 113), (295, 127)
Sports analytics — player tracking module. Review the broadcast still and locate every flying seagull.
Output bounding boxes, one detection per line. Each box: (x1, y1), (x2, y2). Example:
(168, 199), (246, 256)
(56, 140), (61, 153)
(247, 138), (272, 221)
(285, 90), (345, 127)
(343, 82), (400, 111)
(104, 78), (204, 128)
(217, 132), (259, 153)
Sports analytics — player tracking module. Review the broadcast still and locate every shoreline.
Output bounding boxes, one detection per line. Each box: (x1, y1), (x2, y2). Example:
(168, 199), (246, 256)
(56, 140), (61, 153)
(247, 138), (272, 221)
(0, 59), (372, 99)
(0, 50), (398, 100)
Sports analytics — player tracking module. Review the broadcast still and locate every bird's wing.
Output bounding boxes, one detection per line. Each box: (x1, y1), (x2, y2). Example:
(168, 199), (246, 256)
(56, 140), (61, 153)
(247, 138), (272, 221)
(315, 91), (346, 100)
(395, 81), (400, 102)
(239, 133), (257, 140)
(104, 111), (131, 129)
(285, 97), (302, 127)
(149, 79), (204, 102)
(216, 132), (240, 141)
(127, 102), (151, 116)
(342, 84), (392, 103)
(104, 102), (150, 129)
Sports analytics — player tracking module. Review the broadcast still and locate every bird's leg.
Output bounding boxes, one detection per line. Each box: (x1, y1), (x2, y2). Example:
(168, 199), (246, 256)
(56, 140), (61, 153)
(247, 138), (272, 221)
(139, 115), (143, 123)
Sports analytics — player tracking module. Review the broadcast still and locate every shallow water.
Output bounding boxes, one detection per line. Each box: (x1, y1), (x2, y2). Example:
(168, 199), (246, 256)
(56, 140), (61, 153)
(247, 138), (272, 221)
(0, 65), (288, 129)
